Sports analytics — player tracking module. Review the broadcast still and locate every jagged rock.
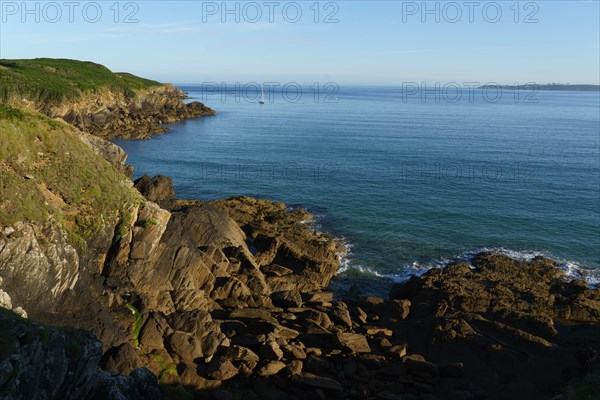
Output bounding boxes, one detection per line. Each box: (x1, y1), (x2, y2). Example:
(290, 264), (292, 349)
(388, 345), (407, 359)
(299, 309), (334, 331)
(207, 356), (239, 380)
(0, 308), (161, 400)
(363, 326), (393, 337)
(257, 360), (286, 376)
(201, 331), (227, 358)
(281, 343), (307, 360)
(180, 364), (221, 389)
(227, 345), (260, 363)
(4, 101), (600, 400)
(336, 332), (371, 353)
(134, 175), (175, 207)
(166, 331), (203, 363)
(77, 131), (134, 177)
(0, 220), (79, 316)
(271, 289), (303, 308)
(372, 299), (411, 319)
(329, 307), (353, 328)
(101, 343), (145, 376)
(138, 312), (172, 352)
(302, 291), (334, 304)
(389, 252), (600, 399)
(57, 85), (215, 140)
(258, 341), (284, 361)
(285, 360), (304, 376)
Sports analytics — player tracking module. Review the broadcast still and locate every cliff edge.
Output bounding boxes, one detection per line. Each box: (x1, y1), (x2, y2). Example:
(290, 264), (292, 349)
(0, 58), (215, 139)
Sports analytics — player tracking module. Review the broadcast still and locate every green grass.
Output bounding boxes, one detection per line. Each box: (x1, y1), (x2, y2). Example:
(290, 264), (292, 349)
(125, 303), (143, 348)
(0, 58), (160, 105)
(143, 218), (158, 229)
(0, 104), (143, 250)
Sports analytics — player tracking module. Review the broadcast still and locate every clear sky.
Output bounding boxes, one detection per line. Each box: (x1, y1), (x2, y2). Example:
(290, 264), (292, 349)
(1, 1), (599, 85)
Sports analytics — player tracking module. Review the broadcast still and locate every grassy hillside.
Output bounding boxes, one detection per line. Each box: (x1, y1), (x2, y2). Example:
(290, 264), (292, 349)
(0, 104), (143, 250)
(0, 58), (161, 105)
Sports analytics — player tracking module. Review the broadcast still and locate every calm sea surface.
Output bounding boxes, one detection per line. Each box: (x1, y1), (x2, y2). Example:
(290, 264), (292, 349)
(115, 85), (600, 294)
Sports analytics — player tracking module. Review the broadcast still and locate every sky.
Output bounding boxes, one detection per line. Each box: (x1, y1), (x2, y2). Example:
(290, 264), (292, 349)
(0, 1), (599, 85)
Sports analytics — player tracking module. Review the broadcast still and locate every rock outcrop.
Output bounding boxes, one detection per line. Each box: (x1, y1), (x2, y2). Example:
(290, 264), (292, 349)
(1, 66), (599, 399)
(2, 164), (599, 400)
(55, 85), (215, 139)
(0, 308), (162, 400)
(388, 252), (600, 399)
(134, 175), (175, 208)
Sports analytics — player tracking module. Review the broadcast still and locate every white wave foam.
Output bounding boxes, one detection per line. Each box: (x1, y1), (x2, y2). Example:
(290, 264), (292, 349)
(472, 247), (600, 287)
(335, 243), (600, 287)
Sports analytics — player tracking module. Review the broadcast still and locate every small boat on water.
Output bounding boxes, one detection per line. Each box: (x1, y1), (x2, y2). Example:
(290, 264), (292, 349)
(259, 85), (265, 104)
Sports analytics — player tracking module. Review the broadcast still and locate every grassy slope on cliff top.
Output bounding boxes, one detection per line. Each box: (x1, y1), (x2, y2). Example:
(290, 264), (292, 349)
(0, 58), (161, 104)
(0, 104), (142, 250)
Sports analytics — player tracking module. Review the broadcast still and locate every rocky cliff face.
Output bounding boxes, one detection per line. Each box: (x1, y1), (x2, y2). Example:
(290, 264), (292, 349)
(0, 308), (163, 400)
(1, 84), (599, 399)
(11, 84), (214, 140)
(56, 85), (215, 139)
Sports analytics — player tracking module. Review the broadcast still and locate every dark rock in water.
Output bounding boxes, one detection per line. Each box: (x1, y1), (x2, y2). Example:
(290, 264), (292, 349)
(389, 252), (600, 399)
(134, 175), (175, 207)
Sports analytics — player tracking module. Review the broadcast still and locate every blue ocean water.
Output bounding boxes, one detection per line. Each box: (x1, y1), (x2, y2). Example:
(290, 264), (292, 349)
(115, 85), (600, 292)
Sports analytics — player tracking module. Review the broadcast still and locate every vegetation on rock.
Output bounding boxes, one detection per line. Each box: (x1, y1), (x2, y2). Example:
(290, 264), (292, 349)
(0, 58), (160, 105)
(0, 103), (142, 250)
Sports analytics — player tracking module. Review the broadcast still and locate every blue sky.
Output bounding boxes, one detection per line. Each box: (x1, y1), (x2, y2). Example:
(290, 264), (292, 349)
(1, 1), (599, 85)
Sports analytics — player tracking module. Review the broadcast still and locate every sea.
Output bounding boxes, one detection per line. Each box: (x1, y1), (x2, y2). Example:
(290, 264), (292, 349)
(114, 85), (600, 295)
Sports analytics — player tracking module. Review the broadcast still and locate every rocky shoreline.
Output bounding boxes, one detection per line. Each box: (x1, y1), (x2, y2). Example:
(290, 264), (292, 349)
(2, 172), (599, 400)
(1, 70), (599, 399)
(56, 85), (216, 140)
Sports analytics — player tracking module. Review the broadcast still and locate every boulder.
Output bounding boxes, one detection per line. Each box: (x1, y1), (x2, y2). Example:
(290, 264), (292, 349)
(336, 332), (371, 353)
(134, 175), (176, 207)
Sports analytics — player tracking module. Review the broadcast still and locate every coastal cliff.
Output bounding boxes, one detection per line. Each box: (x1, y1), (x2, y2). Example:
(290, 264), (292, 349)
(0, 60), (599, 400)
(0, 58), (215, 139)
